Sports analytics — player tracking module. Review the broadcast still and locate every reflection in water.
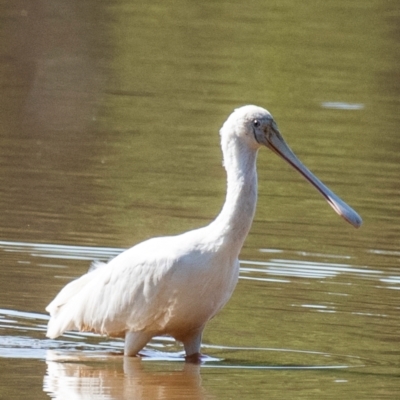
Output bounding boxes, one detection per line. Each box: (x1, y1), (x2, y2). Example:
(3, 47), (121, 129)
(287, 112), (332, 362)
(42, 348), (360, 399)
(6, 0), (106, 133)
(44, 351), (208, 400)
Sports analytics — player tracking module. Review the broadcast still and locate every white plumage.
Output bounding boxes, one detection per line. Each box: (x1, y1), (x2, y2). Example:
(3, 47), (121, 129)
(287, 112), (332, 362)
(46, 105), (361, 361)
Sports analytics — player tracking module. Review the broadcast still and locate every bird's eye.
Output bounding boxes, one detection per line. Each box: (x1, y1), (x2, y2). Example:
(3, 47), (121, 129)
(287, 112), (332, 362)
(253, 119), (261, 128)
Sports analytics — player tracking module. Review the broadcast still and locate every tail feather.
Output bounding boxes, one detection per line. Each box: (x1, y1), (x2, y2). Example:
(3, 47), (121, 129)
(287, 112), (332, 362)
(46, 311), (77, 339)
(46, 271), (95, 338)
(88, 260), (107, 273)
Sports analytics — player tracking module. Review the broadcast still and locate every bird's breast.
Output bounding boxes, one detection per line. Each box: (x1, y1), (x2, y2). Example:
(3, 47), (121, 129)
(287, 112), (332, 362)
(156, 254), (240, 335)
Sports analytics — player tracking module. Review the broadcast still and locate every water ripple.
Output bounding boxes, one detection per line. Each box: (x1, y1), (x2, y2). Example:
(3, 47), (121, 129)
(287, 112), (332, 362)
(240, 258), (381, 280)
(321, 102), (365, 110)
(0, 240), (122, 262)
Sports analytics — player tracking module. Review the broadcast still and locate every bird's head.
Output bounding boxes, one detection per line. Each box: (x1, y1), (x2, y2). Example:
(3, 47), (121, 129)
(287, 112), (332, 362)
(220, 105), (362, 228)
(220, 105), (277, 149)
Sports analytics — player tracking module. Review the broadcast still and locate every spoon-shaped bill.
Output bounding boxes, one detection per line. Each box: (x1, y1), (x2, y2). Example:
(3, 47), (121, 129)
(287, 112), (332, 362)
(266, 130), (362, 228)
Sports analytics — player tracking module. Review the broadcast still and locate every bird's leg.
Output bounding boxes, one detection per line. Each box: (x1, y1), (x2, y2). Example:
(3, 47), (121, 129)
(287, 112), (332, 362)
(124, 331), (152, 357)
(182, 326), (204, 363)
(185, 352), (203, 364)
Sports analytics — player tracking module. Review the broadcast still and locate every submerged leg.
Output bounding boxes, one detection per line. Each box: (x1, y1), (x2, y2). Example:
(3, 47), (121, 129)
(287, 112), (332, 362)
(124, 331), (152, 357)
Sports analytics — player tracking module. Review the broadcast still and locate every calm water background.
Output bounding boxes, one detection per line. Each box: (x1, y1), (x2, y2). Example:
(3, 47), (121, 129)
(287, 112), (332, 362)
(0, 0), (399, 398)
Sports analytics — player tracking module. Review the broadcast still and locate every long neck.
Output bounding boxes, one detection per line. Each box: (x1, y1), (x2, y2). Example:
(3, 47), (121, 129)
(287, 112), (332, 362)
(209, 136), (259, 255)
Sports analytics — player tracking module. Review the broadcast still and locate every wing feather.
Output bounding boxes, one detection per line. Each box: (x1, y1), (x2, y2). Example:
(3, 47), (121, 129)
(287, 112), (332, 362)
(46, 237), (180, 338)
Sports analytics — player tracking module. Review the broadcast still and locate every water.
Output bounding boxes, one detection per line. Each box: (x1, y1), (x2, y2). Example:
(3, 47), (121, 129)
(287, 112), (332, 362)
(1, 0), (399, 398)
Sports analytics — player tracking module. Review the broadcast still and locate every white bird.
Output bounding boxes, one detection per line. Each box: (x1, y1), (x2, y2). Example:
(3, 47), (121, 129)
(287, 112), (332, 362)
(46, 105), (362, 362)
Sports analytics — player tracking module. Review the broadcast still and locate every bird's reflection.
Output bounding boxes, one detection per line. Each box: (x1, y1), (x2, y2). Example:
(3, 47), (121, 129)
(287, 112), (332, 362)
(43, 350), (210, 399)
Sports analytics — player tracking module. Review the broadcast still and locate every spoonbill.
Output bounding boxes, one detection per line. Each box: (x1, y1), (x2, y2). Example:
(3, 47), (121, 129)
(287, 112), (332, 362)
(46, 105), (362, 361)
